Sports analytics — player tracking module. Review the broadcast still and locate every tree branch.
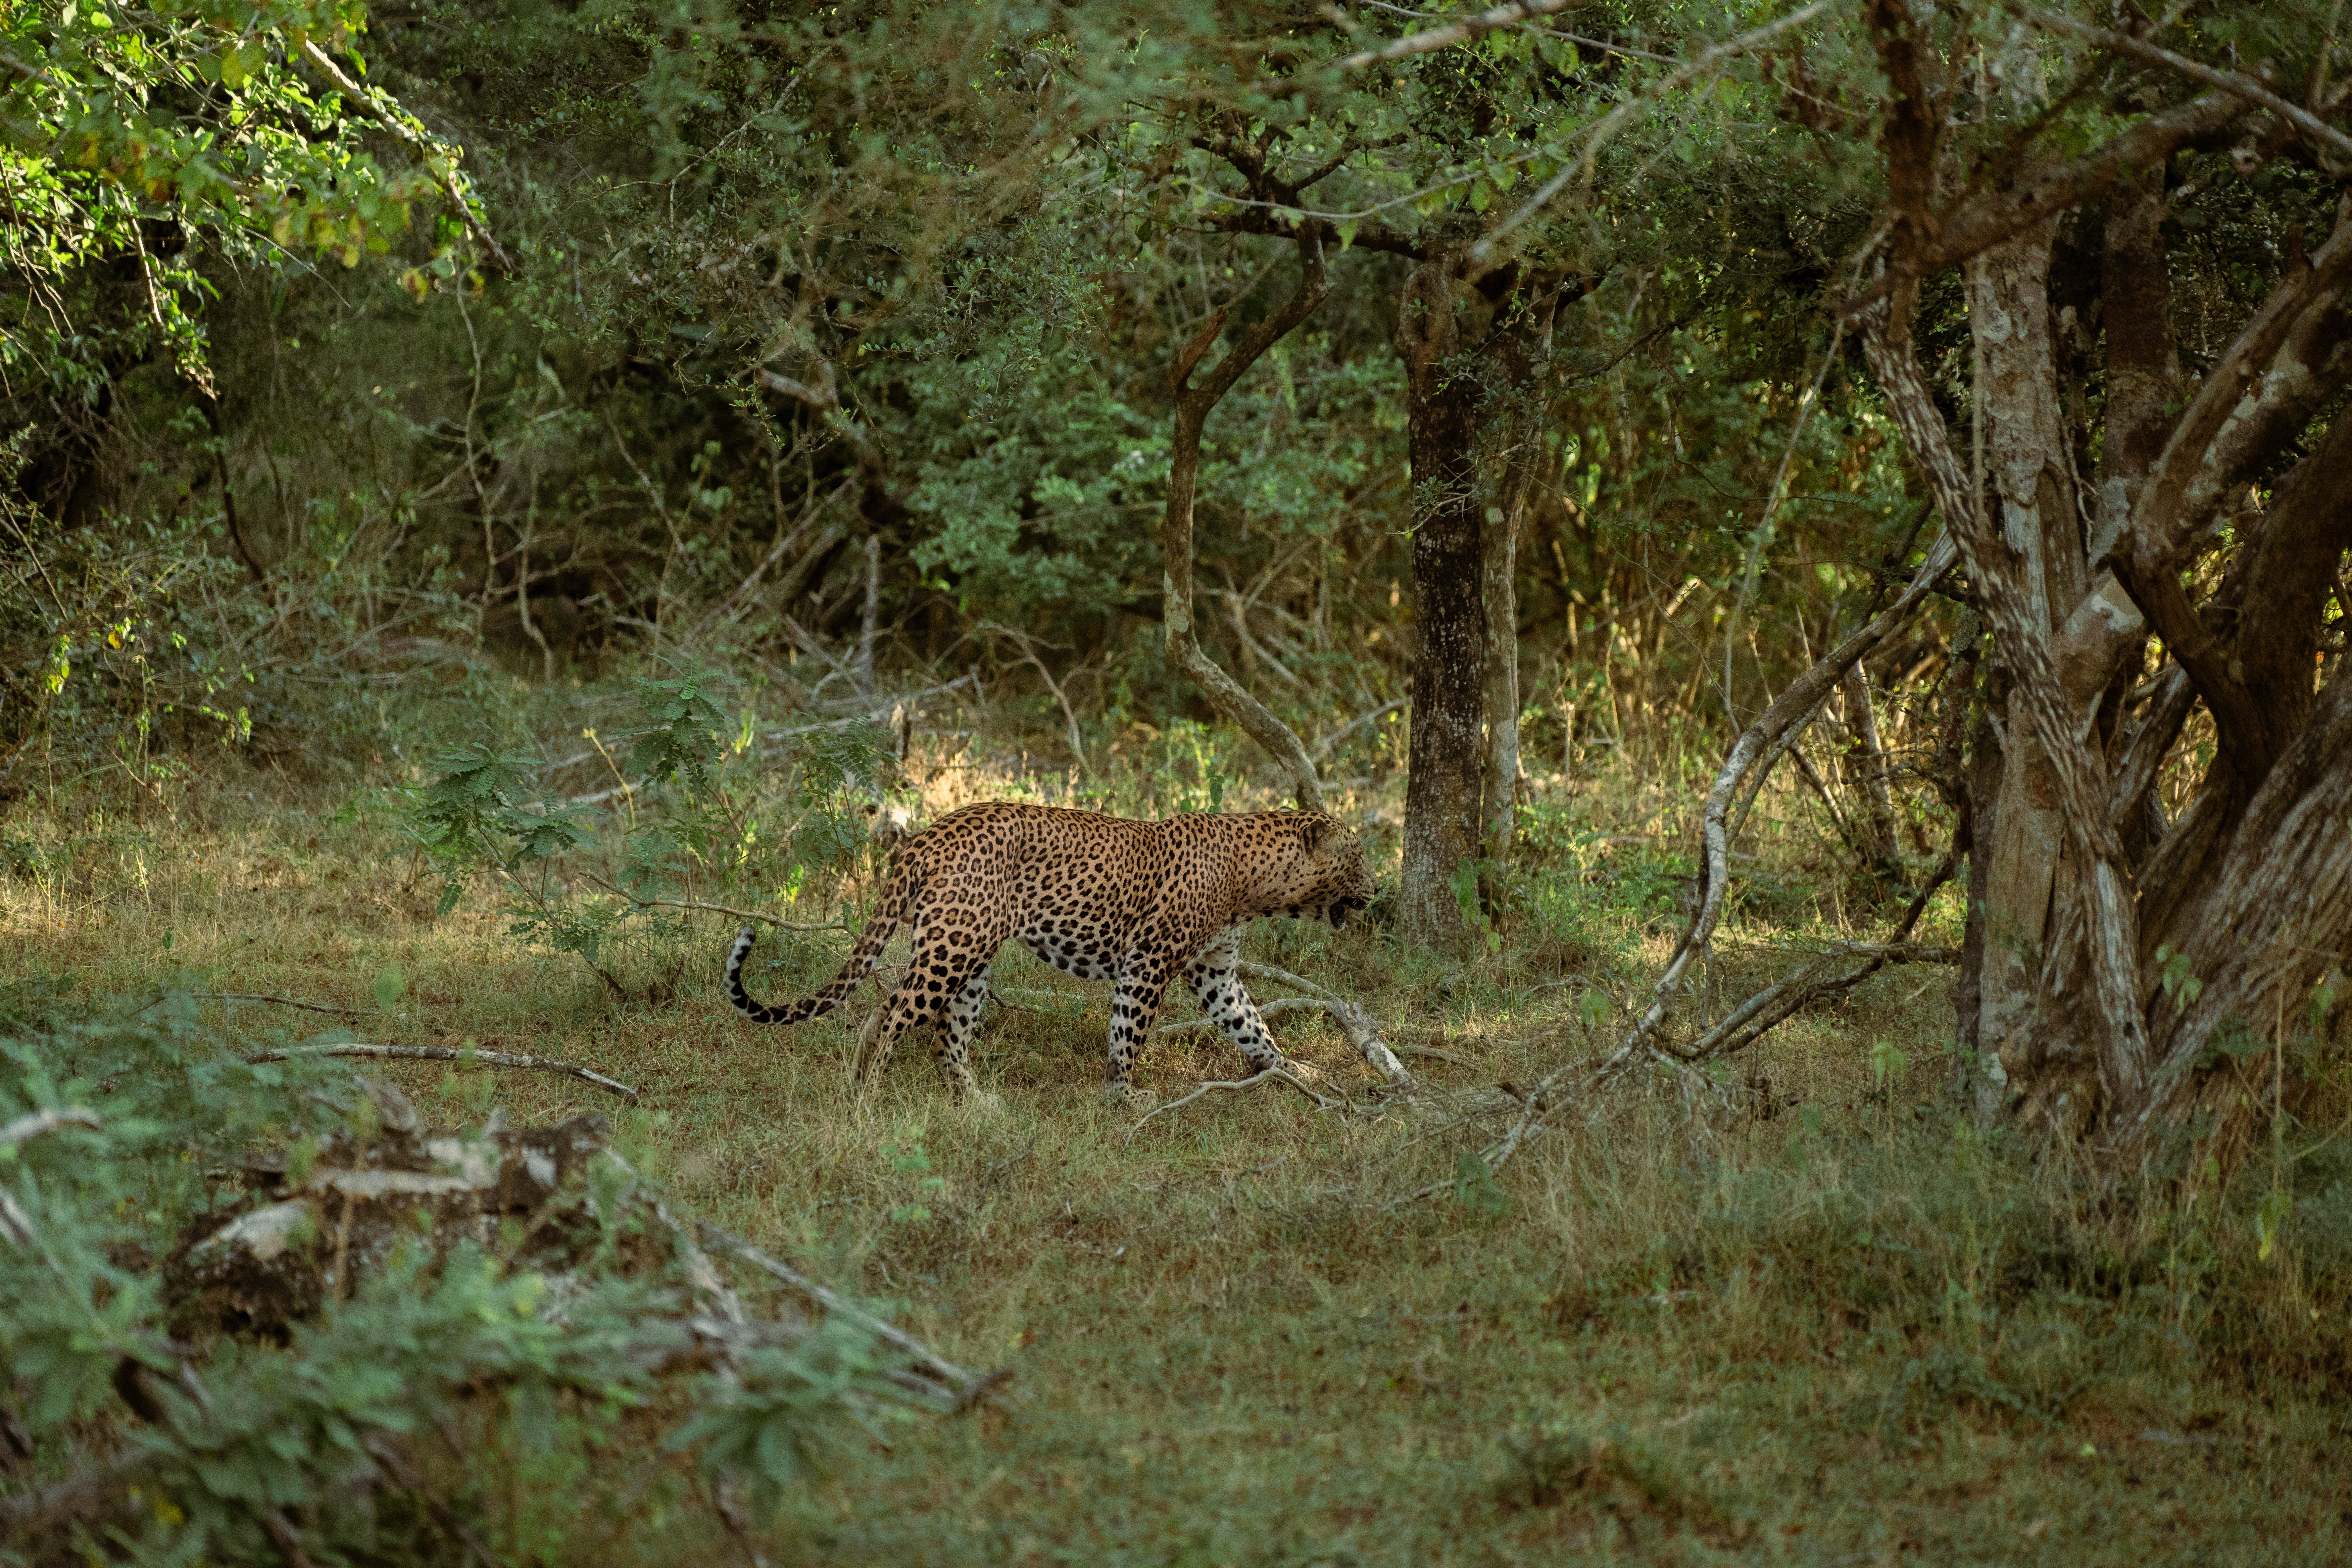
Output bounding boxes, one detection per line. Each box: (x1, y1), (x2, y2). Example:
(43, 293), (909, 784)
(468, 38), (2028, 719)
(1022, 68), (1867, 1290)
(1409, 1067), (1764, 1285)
(244, 1043), (638, 1099)
(2012, 7), (2352, 164)
(297, 41), (513, 273)
(1331, 0), (1585, 72)
(1161, 218), (1333, 809)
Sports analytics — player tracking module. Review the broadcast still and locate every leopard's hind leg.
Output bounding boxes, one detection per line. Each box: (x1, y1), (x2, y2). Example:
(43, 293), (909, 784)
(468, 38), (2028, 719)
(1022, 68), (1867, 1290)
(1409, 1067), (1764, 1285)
(852, 908), (999, 1102)
(935, 962), (998, 1106)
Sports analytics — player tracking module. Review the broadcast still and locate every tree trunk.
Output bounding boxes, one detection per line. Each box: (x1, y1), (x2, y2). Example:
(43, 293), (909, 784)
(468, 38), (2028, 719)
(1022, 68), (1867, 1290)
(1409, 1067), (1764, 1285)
(1962, 227), (2100, 1075)
(1480, 432), (1540, 866)
(1395, 254), (1484, 952)
(1838, 663), (1900, 877)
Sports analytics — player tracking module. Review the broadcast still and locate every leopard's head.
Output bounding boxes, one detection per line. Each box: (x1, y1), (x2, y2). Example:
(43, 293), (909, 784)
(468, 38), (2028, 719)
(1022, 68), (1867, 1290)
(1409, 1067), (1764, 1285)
(1253, 813), (1377, 929)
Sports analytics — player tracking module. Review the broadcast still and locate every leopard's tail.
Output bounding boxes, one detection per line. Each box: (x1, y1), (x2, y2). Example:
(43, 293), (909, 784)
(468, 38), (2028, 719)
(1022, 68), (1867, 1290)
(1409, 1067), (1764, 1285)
(725, 869), (917, 1027)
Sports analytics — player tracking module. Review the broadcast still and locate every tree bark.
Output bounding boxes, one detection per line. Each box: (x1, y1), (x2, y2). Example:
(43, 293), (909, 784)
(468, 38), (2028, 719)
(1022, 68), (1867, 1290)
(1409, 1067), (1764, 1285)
(1838, 663), (1901, 878)
(1964, 227), (2090, 1070)
(1395, 253), (1484, 950)
(1480, 420), (1541, 866)
(1861, 293), (2154, 1112)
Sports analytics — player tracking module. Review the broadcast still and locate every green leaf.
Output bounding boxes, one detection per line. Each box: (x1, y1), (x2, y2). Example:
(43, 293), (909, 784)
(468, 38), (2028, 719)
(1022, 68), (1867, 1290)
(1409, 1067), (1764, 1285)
(2256, 1186), (2292, 1263)
(1454, 1150), (1508, 1218)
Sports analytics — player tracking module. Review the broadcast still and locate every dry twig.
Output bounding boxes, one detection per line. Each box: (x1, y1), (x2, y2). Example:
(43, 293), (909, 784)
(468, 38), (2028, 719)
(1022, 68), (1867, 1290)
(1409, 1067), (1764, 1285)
(192, 992), (374, 1016)
(1235, 960), (1415, 1087)
(694, 1222), (1009, 1409)
(243, 1043), (638, 1099)
(577, 871), (845, 931)
(1124, 1066), (1345, 1143)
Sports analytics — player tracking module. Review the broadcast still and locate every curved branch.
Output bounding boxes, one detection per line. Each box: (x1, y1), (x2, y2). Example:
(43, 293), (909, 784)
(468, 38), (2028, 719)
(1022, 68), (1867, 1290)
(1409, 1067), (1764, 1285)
(1161, 222), (1333, 809)
(1448, 522), (1956, 1187)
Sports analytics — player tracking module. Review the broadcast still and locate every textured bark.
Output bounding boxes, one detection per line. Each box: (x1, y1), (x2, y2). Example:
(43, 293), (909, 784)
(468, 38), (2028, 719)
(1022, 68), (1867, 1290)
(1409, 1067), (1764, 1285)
(1861, 297), (2153, 1109)
(2125, 665), (2352, 1143)
(1395, 253), (1485, 951)
(1838, 664), (1901, 878)
(1965, 229), (2096, 1073)
(2093, 162), (2180, 560)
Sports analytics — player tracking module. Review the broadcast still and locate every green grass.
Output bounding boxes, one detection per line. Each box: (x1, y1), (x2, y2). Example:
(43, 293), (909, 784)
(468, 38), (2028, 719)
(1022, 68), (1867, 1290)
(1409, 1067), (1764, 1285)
(5, 753), (2348, 1566)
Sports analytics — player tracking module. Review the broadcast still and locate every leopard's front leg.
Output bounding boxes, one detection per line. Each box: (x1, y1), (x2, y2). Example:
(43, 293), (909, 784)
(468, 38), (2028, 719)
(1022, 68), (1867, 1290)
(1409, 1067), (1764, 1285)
(1179, 926), (1329, 1088)
(1180, 931), (1286, 1076)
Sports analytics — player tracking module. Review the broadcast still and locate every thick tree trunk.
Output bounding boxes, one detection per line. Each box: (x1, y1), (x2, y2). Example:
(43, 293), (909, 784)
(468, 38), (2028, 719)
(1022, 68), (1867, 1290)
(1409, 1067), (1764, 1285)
(1963, 227), (2104, 1073)
(1395, 255), (1484, 952)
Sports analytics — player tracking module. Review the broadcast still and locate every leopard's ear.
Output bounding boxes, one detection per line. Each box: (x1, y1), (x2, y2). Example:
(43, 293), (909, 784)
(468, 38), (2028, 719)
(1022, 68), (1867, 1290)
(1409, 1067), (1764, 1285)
(1299, 814), (1332, 853)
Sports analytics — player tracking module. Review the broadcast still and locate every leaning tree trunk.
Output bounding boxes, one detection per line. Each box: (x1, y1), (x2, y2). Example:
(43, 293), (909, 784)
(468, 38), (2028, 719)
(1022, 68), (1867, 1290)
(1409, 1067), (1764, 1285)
(1394, 253), (1485, 952)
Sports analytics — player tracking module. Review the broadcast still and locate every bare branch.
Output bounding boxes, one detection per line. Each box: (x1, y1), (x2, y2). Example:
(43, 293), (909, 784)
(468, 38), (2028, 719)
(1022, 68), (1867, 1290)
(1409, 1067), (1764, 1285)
(244, 1043), (639, 1100)
(1123, 1067), (1345, 1144)
(1162, 222), (1333, 808)
(2013, 7), (2352, 164)
(692, 1222), (1006, 1406)
(578, 871), (846, 931)
(296, 41), (513, 273)
(1312, 698), (1407, 761)
(1332, 0), (1584, 71)
(1427, 517), (1957, 1191)
(174, 992), (374, 1017)
(1472, 0), (1843, 263)
(1840, 92), (2246, 320)
(0, 1107), (99, 1148)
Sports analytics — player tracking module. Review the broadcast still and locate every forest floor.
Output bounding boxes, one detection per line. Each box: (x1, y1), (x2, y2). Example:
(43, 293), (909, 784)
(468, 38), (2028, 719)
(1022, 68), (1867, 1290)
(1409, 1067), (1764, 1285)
(4, 717), (2347, 1566)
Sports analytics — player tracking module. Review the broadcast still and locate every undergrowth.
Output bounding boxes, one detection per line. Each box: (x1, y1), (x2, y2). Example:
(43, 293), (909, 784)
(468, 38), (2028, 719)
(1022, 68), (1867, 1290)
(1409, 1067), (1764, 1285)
(3, 671), (2348, 1566)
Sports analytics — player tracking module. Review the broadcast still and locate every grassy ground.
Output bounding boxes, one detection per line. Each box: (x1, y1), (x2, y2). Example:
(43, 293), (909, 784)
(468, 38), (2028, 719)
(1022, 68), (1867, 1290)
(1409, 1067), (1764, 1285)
(5, 736), (2348, 1566)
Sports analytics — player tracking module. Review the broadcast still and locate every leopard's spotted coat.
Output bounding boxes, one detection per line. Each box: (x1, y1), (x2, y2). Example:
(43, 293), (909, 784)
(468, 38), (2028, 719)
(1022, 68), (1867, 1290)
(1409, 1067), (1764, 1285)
(723, 802), (1376, 1102)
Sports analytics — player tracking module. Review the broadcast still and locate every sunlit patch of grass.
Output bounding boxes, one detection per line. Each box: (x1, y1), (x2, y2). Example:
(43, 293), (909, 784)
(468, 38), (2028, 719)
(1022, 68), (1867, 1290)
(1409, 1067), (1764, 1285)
(5, 739), (2349, 1566)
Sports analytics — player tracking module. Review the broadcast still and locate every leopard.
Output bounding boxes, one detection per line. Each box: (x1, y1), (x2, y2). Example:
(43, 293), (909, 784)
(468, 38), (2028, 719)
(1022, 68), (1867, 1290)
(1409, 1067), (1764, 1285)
(723, 801), (1376, 1105)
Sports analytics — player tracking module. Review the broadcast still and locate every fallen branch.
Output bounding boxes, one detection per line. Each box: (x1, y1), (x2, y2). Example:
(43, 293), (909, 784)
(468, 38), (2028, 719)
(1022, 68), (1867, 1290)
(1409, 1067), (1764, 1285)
(577, 871), (845, 932)
(242, 1043), (638, 1100)
(0, 1106), (100, 1148)
(693, 1222), (1008, 1408)
(1124, 1066), (1345, 1143)
(1234, 961), (1414, 1087)
(192, 992), (374, 1017)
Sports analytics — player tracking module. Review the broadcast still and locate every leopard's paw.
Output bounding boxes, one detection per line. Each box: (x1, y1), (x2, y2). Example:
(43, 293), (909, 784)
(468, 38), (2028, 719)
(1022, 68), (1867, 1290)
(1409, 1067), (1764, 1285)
(1101, 1083), (1157, 1113)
